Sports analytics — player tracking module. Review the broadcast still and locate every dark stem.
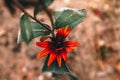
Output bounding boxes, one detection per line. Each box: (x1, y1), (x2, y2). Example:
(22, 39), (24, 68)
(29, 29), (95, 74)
(44, 8), (55, 38)
(14, 1), (56, 38)
(44, 8), (55, 32)
(38, 0), (55, 37)
(44, 8), (55, 37)
(14, 1), (52, 32)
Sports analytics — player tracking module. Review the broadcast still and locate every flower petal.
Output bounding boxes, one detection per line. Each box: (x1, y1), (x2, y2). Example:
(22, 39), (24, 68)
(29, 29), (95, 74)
(37, 48), (50, 59)
(64, 30), (71, 38)
(56, 28), (63, 37)
(64, 26), (72, 38)
(61, 51), (67, 62)
(47, 53), (57, 67)
(65, 41), (79, 47)
(57, 55), (62, 67)
(36, 42), (50, 48)
(56, 26), (72, 39)
(64, 25), (69, 33)
(66, 47), (74, 52)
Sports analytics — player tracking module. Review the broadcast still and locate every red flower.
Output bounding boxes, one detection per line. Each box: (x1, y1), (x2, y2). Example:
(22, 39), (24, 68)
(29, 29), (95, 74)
(36, 26), (79, 67)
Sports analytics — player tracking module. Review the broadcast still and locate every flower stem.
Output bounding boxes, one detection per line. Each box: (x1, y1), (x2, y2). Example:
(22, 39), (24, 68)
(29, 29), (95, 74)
(38, 1), (55, 37)
(14, 0), (52, 32)
(14, 1), (56, 38)
(44, 8), (55, 33)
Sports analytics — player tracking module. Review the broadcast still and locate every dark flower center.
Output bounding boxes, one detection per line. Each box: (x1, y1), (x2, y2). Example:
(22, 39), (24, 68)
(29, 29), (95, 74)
(51, 37), (64, 50)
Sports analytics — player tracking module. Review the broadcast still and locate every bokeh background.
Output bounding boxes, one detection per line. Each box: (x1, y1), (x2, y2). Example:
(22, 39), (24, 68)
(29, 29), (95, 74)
(0, 0), (120, 80)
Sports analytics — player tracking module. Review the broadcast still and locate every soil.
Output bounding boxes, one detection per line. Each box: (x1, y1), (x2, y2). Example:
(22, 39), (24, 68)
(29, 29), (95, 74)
(0, 0), (120, 80)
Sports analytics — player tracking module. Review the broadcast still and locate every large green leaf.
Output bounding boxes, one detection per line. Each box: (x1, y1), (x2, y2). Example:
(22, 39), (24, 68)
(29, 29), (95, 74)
(17, 14), (50, 44)
(54, 8), (86, 29)
(31, 22), (50, 38)
(42, 55), (79, 80)
(52, 73), (79, 80)
(19, 14), (33, 44)
(34, 0), (54, 17)
(42, 55), (70, 74)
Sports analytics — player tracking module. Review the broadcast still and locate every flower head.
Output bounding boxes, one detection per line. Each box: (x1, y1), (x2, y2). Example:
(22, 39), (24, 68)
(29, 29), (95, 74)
(36, 26), (79, 67)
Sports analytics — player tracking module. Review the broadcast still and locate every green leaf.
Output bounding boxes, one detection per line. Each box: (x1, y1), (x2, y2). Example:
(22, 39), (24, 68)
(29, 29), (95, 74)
(34, 0), (53, 17)
(54, 7), (86, 29)
(42, 55), (71, 74)
(17, 14), (50, 44)
(52, 72), (62, 77)
(34, 6), (43, 18)
(31, 22), (50, 38)
(20, 14), (33, 44)
(52, 71), (79, 80)
(52, 73), (79, 80)
(42, 55), (79, 80)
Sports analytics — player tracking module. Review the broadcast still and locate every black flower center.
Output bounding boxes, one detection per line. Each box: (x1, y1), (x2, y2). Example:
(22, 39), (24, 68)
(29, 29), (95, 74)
(51, 37), (64, 50)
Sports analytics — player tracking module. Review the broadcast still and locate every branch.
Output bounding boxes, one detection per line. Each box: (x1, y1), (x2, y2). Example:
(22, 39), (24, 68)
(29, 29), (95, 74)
(14, 1), (52, 32)
(44, 8), (54, 31)
(38, 0), (55, 32)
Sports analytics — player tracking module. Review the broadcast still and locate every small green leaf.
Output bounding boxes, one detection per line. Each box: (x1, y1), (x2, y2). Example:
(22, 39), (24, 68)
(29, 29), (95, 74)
(52, 71), (79, 80)
(42, 55), (71, 74)
(52, 72), (62, 77)
(34, 0), (53, 17)
(54, 7), (86, 29)
(20, 14), (33, 44)
(42, 55), (79, 80)
(31, 22), (50, 38)
(34, 6), (43, 17)
(18, 14), (50, 44)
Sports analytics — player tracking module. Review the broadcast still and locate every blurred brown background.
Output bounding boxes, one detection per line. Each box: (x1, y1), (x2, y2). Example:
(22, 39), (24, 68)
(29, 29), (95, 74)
(0, 0), (120, 80)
